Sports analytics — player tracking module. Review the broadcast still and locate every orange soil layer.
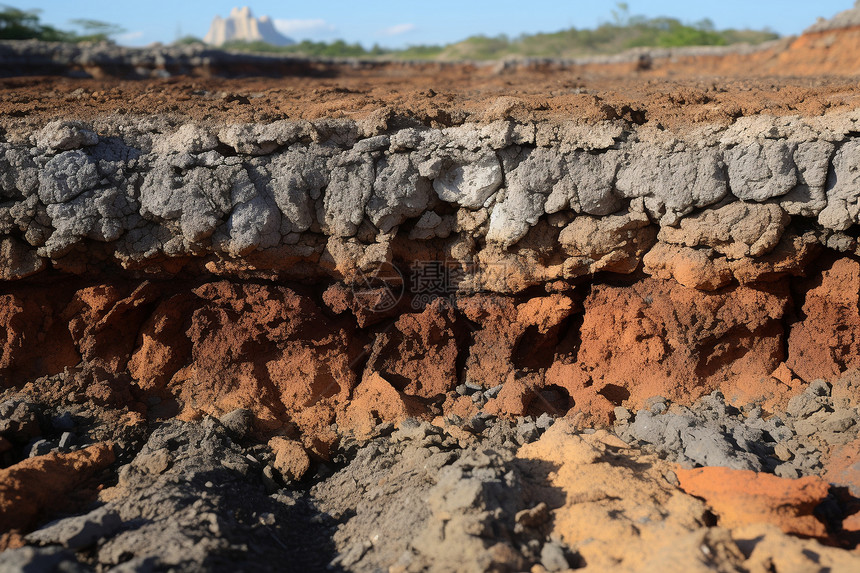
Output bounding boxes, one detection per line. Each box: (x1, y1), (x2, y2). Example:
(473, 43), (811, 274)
(2, 255), (859, 459)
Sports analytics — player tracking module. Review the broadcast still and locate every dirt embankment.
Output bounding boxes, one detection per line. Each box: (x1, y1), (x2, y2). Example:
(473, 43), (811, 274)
(2, 14), (860, 571)
(0, 112), (858, 441)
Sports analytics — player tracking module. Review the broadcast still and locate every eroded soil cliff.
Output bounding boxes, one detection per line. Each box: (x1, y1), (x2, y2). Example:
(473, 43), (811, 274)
(3, 14), (860, 572)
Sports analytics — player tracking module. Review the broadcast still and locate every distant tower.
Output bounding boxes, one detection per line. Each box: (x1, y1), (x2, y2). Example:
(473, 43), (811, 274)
(203, 6), (294, 46)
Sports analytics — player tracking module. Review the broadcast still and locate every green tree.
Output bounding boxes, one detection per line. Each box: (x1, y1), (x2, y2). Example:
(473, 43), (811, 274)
(68, 18), (125, 42)
(0, 5), (70, 40)
(0, 5), (123, 42)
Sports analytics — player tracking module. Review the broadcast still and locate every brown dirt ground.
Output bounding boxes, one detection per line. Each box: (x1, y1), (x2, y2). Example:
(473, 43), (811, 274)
(0, 73), (857, 133)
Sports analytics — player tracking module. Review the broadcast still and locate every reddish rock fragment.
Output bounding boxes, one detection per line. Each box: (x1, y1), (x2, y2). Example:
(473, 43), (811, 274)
(268, 436), (311, 482)
(676, 466), (830, 537)
(0, 443), (115, 535)
(339, 372), (424, 439)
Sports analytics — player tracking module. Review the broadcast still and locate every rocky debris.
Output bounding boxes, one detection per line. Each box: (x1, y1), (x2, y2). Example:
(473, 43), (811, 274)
(616, 380), (860, 480)
(15, 417), (337, 571)
(314, 417), (558, 572)
(517, 419), (709, 571)
(0, 399), (41, 446)
(218, 408), (253, 441)
(0, 403), (857, 571)
(617, 391), (787, 472)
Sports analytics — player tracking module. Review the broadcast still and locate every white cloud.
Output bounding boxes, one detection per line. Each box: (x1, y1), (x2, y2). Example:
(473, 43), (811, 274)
(380, 23), (416, 37)
(117, 31), (145, 41)
(274, 19), (337, 38)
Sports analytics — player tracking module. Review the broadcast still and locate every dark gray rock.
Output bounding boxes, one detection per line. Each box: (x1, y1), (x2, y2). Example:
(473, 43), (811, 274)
(51, 412), (76, 432)
(21, 417), (339, 573)
(0, 399), (41, 444)
(27, 506), (123, 550)
(218, 408), (253, 441)
(0, 546), (88, 573)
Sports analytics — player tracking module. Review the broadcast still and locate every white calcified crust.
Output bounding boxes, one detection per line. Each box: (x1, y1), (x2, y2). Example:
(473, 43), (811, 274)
(1, 112), (860, 291)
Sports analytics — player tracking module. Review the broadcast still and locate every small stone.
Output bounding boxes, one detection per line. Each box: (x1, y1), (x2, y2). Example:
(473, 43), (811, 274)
(774, 463), (801, 479)
(808, 379), (831, 397)
(614, 406), (632, 422)
(35, 120), (98, 151)
(138, 450), (171, 475)
(515, 502), (550, 528)
(484, 385), (503, 399)
(58, 432), (75, 450)
(262, 465), (279, 493)
(455, 384), (469, 396)
(645, 396), (668, 414)
(787, 392), (826, 419)
(268, 436), (311, 482)
(270, 492), (297, 507)
(793, 417), (822, 438)
(517, 421), (540, 444)
(27, 439), (54, 457)
(745, 404), (763, 419)
(535, 413), (554, 429)
(664, 470), (680, 487)
(824, 410), (856, 433)
(774, 443), (793, 461)
(393, 419), (442, 442)
(219, 408), (253, 441)
(25, 505), (122, 550)
(0, 399), (42, 443)
(465, 415), (489, 434)
(540, 542), (570, 572)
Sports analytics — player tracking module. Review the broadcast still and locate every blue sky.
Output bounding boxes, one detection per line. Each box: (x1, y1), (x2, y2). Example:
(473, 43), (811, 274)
(11, 1), (856, 47)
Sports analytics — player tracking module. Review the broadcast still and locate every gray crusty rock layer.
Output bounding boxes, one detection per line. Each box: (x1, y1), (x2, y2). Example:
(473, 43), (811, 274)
(806, 2), (860, 33)
(2, 112), (860, 291)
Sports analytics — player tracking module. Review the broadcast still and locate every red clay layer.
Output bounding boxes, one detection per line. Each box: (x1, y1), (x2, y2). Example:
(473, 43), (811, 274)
(3, 254), (858, 457)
